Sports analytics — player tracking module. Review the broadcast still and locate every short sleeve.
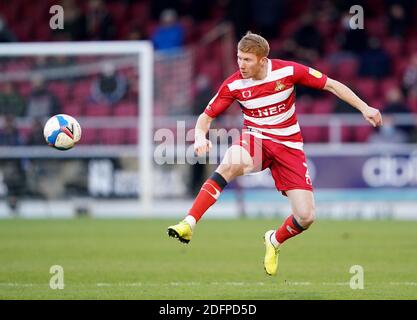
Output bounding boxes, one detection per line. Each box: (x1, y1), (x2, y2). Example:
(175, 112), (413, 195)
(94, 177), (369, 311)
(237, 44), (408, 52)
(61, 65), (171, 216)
(292, 62), (328, 89)
(204, 82), (235, 118)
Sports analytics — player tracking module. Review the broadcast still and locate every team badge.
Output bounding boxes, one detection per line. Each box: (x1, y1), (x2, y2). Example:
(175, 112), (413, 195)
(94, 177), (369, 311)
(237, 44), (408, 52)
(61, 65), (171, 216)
(275, 81), (286, 91)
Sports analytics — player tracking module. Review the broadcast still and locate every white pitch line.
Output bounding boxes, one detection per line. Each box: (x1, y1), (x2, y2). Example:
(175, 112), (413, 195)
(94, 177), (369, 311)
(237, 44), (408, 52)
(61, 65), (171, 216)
(1, 281), (417, 288)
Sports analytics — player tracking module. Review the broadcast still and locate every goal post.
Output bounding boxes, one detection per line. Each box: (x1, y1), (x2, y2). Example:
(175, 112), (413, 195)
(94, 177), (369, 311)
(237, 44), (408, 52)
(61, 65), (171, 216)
(0, 41), (154, 215)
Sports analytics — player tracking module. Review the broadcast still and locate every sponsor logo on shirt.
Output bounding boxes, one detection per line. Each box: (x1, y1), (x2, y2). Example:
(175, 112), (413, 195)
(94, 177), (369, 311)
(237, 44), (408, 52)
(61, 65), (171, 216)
(242, 90), (252, 98)
(309, 67), (322, 78)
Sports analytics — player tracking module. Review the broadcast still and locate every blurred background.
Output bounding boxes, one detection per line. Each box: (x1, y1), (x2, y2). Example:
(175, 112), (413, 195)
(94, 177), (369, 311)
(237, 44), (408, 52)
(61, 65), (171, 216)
(0, 0), (416, 219)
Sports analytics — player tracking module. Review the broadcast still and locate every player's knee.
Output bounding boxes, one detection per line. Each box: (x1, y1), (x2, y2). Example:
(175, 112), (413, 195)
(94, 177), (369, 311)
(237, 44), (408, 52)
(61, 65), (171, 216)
(216, 163), (245, 180)
(296, 208), (315, 229)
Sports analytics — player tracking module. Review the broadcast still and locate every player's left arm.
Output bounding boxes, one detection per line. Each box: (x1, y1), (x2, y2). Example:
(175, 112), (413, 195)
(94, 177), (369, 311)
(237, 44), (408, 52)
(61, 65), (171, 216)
(323, 78), (383, 127)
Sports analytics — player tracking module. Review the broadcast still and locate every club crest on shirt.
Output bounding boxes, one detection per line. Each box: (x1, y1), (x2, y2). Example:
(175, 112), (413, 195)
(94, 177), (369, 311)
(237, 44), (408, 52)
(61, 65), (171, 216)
(274, 80), (286, 91)
(242, 90), (251, 98)
(309, 67), (322, 78)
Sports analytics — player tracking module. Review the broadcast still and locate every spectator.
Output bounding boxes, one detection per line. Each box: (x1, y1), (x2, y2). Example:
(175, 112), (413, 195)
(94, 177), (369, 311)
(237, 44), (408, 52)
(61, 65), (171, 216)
(2, 159), (26, 216)
(26, 118), (46, 145)
(383, 87), (409, 114)
(151, 9), (184, 51)
(368, 116), (407, 144)
(193, 74), (213, 113)
(383, 87), (411, 135)
(292, 14), (323, 62)
(359, 37), (391, 78)
(0, 16), (17, 42)
(0, 115), (21, 145)
(188, 74), (213, 196)
(0, 82), (26, 117)
(85, 0), (116, 40)
(127, 24), (147, 41)
(388, 3), (407, 37)
(91, 63), (127, 105)
(402, 52), (417, 94)
(250, 0), (284, 39)
(408, 117), (417, 143)
(52, 0), (87, 41)
(27, 75), (60, 118)
(337, 13), (368, 54)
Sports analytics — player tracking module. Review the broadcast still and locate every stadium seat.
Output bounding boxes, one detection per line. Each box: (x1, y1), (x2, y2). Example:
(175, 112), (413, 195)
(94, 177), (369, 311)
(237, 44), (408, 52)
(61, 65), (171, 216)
(127, 128), (138, 144)
(382, 38), (403, 58)
(355, 79), (378, 100)
(311, 99), (334, 114)
(366, 18), (387, 37)
(72, 82), (93, 103)
(379, 79), (400, 95)
(407, 97), (417, 113)
(84, 104), (112, 117)
(62, 104), (84, 117)
(302, 126), (326, 142)
(78, 128), (97, 145)
(355, 126), (373, 142)
(100, 128), (127, 145)
(334, 58), (359, 82)
(113, 103), (138, 117)
(49, 82), (70, 102)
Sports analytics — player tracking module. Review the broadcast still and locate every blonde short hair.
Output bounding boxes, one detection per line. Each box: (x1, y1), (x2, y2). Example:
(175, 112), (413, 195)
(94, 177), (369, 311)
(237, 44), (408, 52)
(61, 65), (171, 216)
(237, 32), (270, 58)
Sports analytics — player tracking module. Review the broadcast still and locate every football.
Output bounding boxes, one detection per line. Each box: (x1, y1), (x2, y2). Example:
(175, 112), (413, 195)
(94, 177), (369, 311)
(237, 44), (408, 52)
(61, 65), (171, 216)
(43, 114), (82, 150)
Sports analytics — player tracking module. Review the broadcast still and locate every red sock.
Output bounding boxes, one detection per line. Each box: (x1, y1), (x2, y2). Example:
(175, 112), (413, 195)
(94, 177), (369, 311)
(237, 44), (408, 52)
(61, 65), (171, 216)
(275, 215), (305, 244)
(188, 172), (227, 222)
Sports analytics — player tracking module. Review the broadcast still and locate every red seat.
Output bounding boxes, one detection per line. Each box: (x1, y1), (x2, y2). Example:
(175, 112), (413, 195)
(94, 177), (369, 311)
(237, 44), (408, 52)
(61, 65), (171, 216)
(382, 38), (403, 58)
(407, 98), (417, 113)
(113, 103), (138, 116)
(72, 81), (93, 102)
(355, 79), (378, 99)
(84, 104), (112, 117)
(334, 58), (359, 81)
(311, 99), (334, 114)
(379, 79), (400, 95)
(100, 128), (127, 145)
(127, 128), (137, 144)
(49, 82), (70, 101)
(302, 127), (326, 142)
(355, 126), (373, 142)
(78, 128), (97, 145)
(62, 104), (83, 117)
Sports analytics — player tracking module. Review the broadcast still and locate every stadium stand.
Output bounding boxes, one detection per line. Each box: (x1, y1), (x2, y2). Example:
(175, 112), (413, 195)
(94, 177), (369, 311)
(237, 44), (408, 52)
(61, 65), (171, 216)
(0, 0), (416, 144)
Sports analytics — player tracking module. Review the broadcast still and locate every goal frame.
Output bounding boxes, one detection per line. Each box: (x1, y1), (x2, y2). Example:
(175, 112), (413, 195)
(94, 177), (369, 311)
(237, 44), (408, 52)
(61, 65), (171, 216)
(0, 41), (154, 214)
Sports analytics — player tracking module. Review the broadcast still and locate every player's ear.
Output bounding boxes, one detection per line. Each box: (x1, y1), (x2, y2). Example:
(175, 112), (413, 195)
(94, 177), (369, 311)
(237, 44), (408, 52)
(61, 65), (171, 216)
(260, 56), (268, 65)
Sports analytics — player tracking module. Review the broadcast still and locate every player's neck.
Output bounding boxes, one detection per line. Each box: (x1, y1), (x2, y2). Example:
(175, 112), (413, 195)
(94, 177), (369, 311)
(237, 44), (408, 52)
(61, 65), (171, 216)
(252, 61), (268, 80)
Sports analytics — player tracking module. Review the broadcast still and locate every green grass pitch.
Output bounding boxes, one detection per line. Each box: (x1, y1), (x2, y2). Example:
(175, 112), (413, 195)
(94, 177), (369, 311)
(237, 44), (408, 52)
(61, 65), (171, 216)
(0, 218), (416, 299)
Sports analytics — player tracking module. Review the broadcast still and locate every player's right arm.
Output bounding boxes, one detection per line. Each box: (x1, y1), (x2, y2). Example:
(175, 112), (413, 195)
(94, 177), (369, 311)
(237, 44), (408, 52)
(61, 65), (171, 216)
(194, 80), (235, 156)
(194, 113), (214, 156)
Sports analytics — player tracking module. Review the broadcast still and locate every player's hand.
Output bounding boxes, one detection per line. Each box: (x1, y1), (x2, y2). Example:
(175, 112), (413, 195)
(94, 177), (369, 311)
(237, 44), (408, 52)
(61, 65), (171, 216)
(362, 106), (383, 127)
(194, 136), (212, 157)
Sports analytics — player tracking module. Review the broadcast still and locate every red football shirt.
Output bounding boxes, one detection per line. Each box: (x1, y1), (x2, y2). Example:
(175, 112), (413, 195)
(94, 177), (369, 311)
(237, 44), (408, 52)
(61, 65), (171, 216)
(204, 59), (328, 150)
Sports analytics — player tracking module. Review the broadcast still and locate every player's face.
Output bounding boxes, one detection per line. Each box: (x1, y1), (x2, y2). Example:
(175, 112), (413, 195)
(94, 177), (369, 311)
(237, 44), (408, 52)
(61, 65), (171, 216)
(237, 51), (266, 79)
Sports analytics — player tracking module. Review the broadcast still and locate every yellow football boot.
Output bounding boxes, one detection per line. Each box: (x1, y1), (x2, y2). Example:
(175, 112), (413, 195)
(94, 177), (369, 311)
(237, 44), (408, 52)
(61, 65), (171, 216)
(167, 220), (193, 244)
(263, 230), (280, 276)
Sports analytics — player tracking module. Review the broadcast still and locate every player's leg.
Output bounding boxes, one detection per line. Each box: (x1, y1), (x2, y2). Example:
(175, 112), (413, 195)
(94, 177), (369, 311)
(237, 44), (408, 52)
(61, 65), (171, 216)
(167, 143), (255, 244)
(264, 143), (314, 275)
(270, 189), (315, 246)
(264, 189), (315, 274)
